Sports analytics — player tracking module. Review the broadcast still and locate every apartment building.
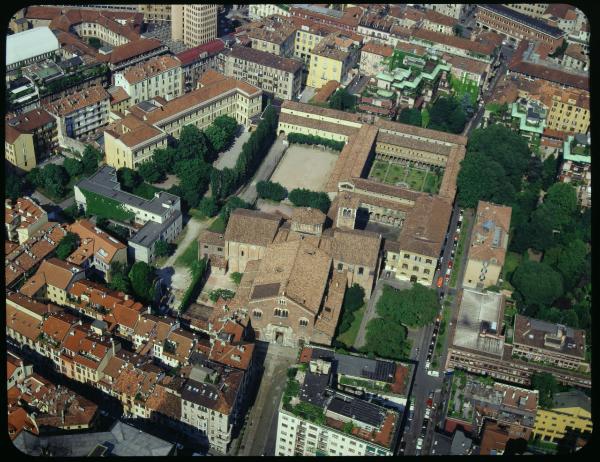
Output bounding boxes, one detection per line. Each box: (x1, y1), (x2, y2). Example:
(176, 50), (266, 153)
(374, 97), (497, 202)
(545, 88), (589, 135)
(104, 114), (168, 169)
(423, 4), (469, 20)
(5, 109), (58, 171)
(74, 166), (182, 263)
(181, 358), (247, 453)
(422, 10), (457, 36)
(276, 352), (403, 456)
(445, 289), (592, 389)
(176, 39), (225, 91)
(138, 4), (171, 22)
(476, 4), (565, 48)
(359, 41), (394, 76)
(463, 201), (512, 290)
(20, 258), (86, 305)
(249, 4), (291, 20)
(5, 197), (49, 245)
(247, 16), (297, 57)
(44, 85), (110, 140)
(223, 45), (303, 100)
(505, 4), (549, 19)
(289, 4), (364, 33)
(307, 32), (360, 88)
(533, 390), (592, 443)
(512, 315), (589, 373)
(67, 219), (128, 282)
(114, 55), (184, 104)
(171, 4), (217, 47)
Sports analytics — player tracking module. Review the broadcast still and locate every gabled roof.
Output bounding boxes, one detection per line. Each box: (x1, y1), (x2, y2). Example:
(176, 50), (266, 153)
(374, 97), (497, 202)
(19, 258), (83, 297)
(224, 209), (282, 247)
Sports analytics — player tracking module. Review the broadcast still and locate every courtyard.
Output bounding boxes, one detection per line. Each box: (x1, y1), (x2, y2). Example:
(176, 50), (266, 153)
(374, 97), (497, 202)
(269, 144), (338, 192)
(368, 159), (443, 194)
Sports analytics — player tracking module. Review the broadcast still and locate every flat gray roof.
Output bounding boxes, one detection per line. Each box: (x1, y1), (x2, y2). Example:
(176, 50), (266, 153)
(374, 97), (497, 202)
(452, 289), (505, 357)
(129, 209), (182, 247)
(77, 166), (180, 217)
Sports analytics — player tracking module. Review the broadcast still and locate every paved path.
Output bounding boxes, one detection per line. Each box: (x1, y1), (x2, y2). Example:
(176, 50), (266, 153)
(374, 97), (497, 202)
(238, 135), (287, 205)
(213, 129), (251, 170)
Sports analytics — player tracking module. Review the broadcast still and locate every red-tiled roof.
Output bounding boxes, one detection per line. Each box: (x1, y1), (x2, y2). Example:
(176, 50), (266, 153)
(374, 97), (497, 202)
(176, 39), (226, 66)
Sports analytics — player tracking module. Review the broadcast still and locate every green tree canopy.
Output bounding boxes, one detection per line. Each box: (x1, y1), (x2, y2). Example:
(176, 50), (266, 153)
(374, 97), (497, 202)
(138, 160), (164, 184)
(55, 232), (79, 260)
(544, 239), (588, 291)
(64, 157), (84, 178)
(175, 158), (212, 208)
(256, 180), (288, 202)
(329, 88), (356, 111)
(177, 124), (213, 163)
(152, 147), (178, 175)
(428, 96), (467, 134)
(205, 115), (238, 152)
(197, 196), (219, 218)
(6, 172), (26, 201)
(364, 318), (408, 361)
(531, 372), (558, 408)
(108, 261), (131, 293)
(154, 240), (171, 258)
(81, 145), (102, 175)
(288, 188), (331, 213)
(219, 196), (252, 225)
(210, 167), (238, 201)
(128, 261), (157, 304)
(511, 260), (564, 308)
(376, 283), (439, 328)
(398, 108), (422, 127)
(117, 167), (142, 191)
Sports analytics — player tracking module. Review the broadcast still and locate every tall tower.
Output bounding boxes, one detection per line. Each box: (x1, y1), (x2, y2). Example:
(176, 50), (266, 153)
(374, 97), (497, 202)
(336, 192), (360, 229)
(171, 4), (217, 47)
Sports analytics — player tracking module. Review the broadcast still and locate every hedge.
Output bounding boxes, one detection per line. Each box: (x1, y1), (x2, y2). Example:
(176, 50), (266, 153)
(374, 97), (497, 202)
(179, 258), (208, 313)
(81, 189), (136, 222)
(288, 188), (331, 213)
(287, 132), (345, 151)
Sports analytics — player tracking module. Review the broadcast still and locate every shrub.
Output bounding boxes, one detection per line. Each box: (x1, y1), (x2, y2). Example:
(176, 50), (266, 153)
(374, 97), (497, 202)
(256, 180), (288, 201)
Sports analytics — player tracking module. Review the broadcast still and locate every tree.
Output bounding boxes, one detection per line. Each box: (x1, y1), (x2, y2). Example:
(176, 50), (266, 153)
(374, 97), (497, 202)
(230, 272), (243, 285)
(175, 158), (212, 209)
(456, 155), (510, 209)
(256, 180), (288, 202)
(154, 240), (171, 258)
(219, 196), (252, 225)
(288, 188), (331, 213)
(398, 108), (422, 127)
(197, 197), (219, 217)
(546, 240), (588, 291)
(6, 172), (26, 201)
(376, 283), (439, 328)
(428, 96), (467, 134)
(329, 88), (356, 111)
(55, 232), (79, 260)
(64, 157), (84, 178)
(128, 261), (157, 304)
(531, 372), (558, 408)
(81, 145), (102, 175)
(210, 167), (238, 201)
(37, 164), (69, 198)
(177, 124), (212, 163)
(152, 147), (178, 175)
(543, 182), (578, 223)
(511, 260), (564, 309)
(209, 288), (236, 302)
(205, 115), (238, 153)
(117, 167), (142, 191)
(541, 154), (558, 190)
(108, 261), (131, 293)
(337, 284), (365, 335)
(138, 161), (164, 184)
(364, 318), (408, 361)
(453, 24), (464, 36)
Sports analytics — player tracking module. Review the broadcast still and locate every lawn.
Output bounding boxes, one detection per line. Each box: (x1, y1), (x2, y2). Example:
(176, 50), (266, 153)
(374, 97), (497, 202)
(386, 163), (406, 185)
(405, 167), (426, 191)
(450, 75), (479, 105)
(175, 239), (199, 269)
(337, 305), (366, 348)
(423, 171), (443, 194)
(208, 216), (226, 233)
(449, 215), (471, 288)
(369, 160), (388, 182)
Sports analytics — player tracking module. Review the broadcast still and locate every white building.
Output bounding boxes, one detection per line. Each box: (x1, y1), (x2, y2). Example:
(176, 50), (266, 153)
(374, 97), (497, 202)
(6, 27), (60, 72)
(249, 4), (291, 20)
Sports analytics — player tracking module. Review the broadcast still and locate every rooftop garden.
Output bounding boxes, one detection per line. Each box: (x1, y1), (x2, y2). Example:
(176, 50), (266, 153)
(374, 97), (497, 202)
(339, 376), (392, 394)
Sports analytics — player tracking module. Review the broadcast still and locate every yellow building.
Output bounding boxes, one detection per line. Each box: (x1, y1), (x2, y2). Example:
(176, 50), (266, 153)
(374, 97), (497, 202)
(545, 89), (590, 135)
(104, 114), (168, 169)
(533, 390), (592, 442)
(307, 33), (359, 89)
(5, 127), (35, 171)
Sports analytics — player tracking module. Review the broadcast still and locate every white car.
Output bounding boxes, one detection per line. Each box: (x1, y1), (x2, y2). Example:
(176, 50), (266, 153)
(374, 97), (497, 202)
(416, 438), (423, 450)
(425, 360), (431, 369)
(425, 408), (431, 419)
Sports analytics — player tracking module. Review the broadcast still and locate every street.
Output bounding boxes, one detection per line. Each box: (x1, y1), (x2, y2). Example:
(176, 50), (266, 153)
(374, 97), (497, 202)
(233, 342), (297, 456)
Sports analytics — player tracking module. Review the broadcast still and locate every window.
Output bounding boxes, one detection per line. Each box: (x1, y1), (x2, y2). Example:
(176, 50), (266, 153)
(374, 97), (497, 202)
(299, 318), (309, 327)
(358, 267), (364, 275)
(241, 250), (245, 257)
(404, 254), (410, 259)
(337, 263), (343, 270)
(274, 308), (288, 318)
(253, 310), (262, 319)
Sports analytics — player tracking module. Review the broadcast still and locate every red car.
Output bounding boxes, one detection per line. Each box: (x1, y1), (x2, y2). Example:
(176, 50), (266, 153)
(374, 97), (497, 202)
(436, 276), (444, 288)
(445, 273), (450, 281)
(448, 260), (454, 269)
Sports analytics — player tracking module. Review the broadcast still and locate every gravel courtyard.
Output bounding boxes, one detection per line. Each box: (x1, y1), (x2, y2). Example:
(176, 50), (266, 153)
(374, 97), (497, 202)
(269, 144), (338, 192)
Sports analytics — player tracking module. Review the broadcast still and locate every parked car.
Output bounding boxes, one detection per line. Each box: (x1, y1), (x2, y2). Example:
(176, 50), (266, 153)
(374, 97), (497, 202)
(416, 438), (423, 450)
(448, 260), (453, 269)
(445, 267), (451, 276)
(436, 276), (444, 288)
